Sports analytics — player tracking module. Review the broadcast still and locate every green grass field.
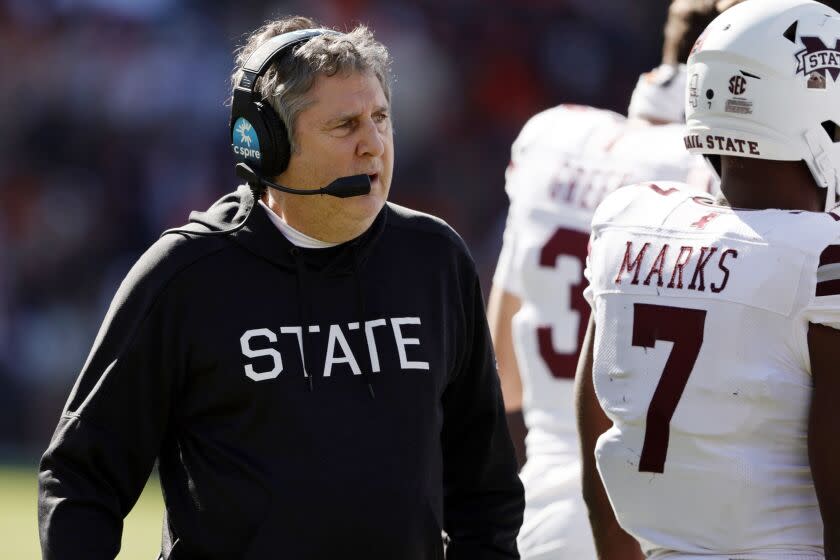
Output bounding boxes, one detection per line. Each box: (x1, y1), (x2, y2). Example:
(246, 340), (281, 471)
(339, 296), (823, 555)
(1, 464), (165, 559)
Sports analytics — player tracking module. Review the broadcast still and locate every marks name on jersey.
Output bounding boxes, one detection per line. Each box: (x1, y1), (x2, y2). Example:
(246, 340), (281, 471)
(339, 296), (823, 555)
(614, 240), (737, 293)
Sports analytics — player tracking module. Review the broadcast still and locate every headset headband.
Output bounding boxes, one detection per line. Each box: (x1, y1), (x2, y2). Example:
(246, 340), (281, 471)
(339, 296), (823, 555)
(230, 27), (340, 177)
(235, 28), (338, 93)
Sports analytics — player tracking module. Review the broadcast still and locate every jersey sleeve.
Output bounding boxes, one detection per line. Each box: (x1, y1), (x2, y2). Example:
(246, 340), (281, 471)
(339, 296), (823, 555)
(802, 239), (840, 330)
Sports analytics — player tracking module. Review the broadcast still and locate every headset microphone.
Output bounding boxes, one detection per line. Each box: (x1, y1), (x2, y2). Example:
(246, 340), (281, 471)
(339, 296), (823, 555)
(235, 163), (372, 198)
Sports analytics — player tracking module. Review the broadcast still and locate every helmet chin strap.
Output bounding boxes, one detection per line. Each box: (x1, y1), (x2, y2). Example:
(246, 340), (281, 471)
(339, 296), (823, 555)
(803, 128), (839, 211)
(826, 170), (840, 212)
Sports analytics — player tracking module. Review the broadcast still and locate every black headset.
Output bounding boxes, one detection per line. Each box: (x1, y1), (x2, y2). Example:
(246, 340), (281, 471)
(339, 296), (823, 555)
(229, 28), (371, 199)
(230, 28), (337, 178)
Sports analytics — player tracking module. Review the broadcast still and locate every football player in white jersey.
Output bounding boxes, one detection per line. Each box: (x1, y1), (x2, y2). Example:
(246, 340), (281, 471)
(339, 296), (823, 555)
(486, 2), (726, 558)
(576, 0), (840, 558)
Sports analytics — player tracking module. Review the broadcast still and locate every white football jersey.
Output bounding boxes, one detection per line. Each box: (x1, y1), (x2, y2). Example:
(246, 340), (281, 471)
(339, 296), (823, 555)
(585, 182), (840, 559)
(493, 104), (714, 558)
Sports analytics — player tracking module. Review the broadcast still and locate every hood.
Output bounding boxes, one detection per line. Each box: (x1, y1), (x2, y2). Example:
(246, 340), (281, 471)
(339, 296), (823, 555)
(187, 184), (256, 234)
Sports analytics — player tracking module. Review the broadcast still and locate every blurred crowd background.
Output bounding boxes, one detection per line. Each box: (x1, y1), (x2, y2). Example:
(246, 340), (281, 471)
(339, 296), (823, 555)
(1, 0), (671, 460)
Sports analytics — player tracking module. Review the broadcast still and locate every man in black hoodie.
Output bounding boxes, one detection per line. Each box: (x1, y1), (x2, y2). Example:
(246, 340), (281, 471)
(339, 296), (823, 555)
(38, 16), (524, 560)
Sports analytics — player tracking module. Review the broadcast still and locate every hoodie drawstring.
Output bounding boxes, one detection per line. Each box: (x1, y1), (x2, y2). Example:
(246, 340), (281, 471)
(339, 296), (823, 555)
(289, 243), (375, 399)
(352, 245), (375, 399)
(290, 247), (314, 392)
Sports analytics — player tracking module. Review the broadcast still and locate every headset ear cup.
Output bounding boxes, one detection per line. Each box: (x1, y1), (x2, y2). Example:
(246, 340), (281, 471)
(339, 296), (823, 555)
(232, 29), (334, 180)
(231, 96), (274, 177)
(256, 102), (292, 176)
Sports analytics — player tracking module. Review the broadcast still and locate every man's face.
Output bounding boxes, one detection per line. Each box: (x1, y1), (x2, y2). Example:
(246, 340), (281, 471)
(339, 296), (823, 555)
(275, 70), (394, 232)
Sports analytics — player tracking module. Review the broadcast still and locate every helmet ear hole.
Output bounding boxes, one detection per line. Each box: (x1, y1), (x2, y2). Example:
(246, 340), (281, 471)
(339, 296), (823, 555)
(821, 120), (840, 143)
(783, 20), (798, 43)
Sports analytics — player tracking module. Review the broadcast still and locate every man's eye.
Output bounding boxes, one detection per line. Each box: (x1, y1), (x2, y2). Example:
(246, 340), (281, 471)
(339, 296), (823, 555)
(374, 113), (389, 123)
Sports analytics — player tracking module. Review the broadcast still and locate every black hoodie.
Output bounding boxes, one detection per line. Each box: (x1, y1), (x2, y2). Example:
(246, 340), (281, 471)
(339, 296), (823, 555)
(38, 186), (524, 560)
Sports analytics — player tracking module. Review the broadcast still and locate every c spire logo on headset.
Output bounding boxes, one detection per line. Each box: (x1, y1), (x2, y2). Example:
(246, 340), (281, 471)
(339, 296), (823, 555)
(232, 117), (262, 161)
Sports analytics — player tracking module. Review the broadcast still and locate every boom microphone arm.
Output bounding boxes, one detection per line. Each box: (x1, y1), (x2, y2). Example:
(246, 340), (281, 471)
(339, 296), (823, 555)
(236, 163), (371, 198)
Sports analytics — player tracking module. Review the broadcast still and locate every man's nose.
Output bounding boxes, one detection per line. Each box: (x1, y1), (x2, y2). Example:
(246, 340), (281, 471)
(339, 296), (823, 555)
(356, 118), (386, 158)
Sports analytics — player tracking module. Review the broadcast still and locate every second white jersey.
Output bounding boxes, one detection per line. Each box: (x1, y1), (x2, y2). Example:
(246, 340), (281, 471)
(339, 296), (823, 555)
(495, 105), (713, 468)
(585, 183), (840, 558)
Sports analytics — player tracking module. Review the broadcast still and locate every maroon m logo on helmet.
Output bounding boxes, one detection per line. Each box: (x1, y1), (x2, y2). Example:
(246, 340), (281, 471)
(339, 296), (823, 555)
(795, 37), (840, 81)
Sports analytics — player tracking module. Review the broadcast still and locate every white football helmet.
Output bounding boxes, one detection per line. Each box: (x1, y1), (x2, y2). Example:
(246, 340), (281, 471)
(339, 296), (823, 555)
(628, 63), (688, 124)
(684, 0), (840, 210)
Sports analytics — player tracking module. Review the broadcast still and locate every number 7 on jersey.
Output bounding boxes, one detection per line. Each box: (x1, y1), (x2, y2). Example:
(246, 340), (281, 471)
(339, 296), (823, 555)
(632, 303), (707, 473)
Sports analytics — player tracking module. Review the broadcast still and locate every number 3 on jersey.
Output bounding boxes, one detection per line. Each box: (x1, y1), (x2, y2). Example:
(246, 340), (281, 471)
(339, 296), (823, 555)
(537, 227), (590, 380)
(632, 303), (706, 473)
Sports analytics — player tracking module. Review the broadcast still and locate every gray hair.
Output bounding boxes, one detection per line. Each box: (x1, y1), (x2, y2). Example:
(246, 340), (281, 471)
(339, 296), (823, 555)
(231, 16), (393, 154)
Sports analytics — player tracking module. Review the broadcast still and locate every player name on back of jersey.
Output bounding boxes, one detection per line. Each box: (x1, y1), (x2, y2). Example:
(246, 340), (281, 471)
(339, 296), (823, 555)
(593, 224), (803, 316)
(613, 239), (737, 294)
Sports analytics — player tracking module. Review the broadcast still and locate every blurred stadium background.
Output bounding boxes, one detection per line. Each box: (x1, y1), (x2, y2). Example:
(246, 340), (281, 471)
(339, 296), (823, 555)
(2, 0), (673, 556)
